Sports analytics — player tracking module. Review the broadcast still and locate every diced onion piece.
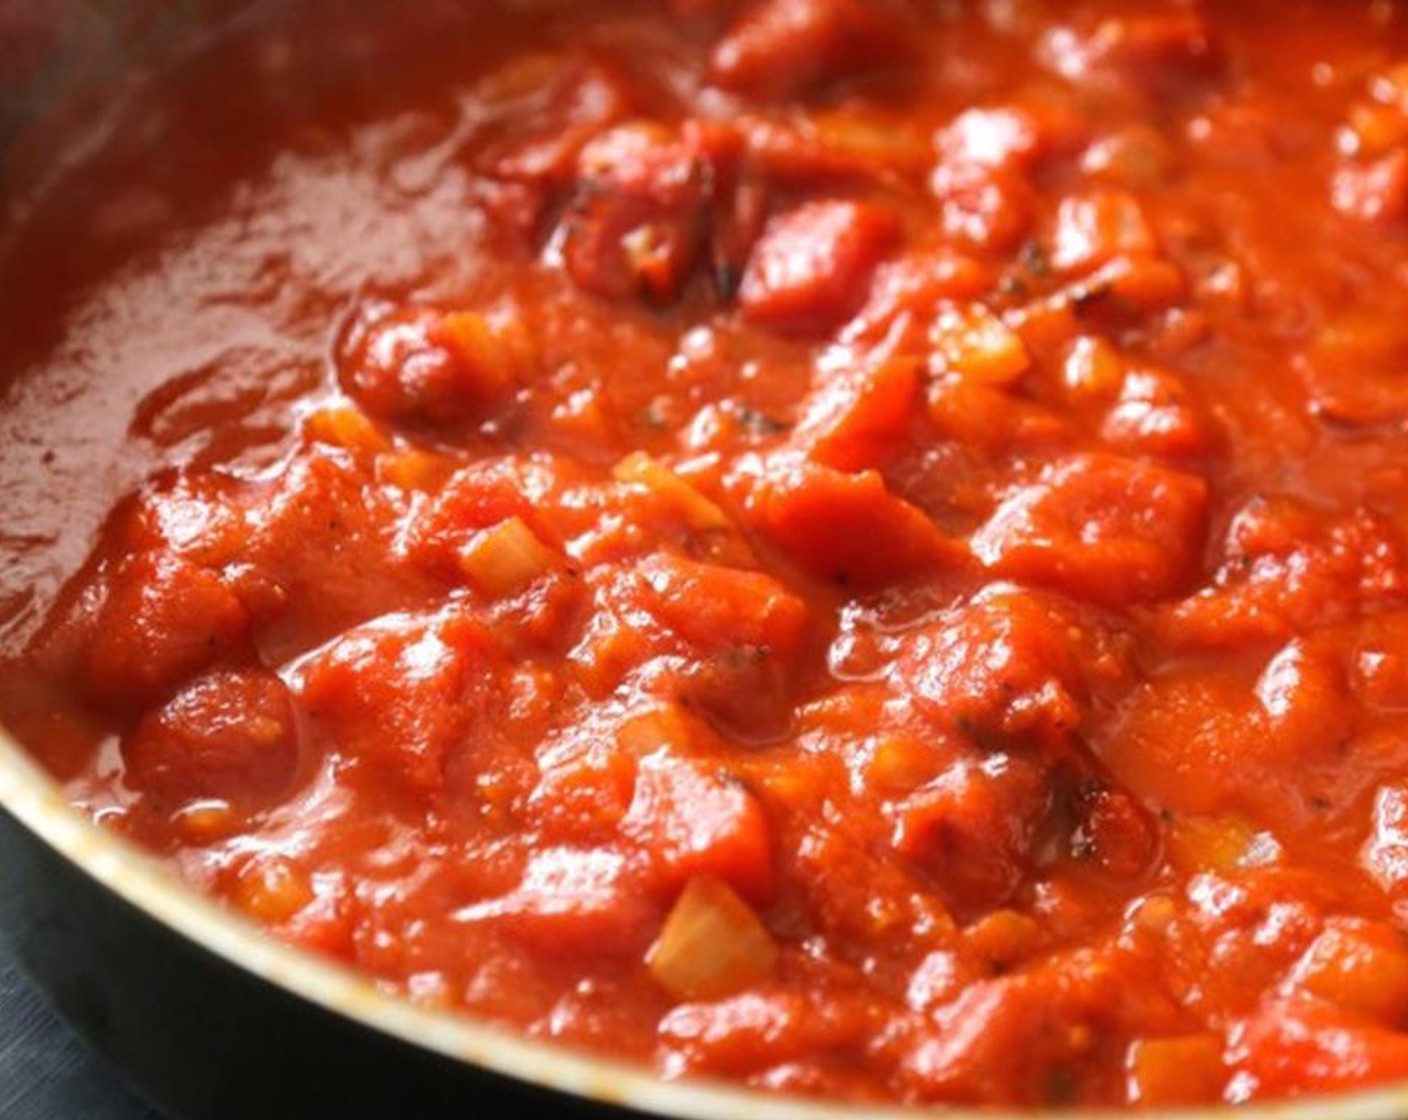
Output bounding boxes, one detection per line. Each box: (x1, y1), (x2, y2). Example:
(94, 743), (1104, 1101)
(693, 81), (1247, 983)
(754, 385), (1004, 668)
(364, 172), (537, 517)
(304, 405), (391, 455)
(377, 448), (454, 491)
(173, 799), (239, 845)
(1126, 1034), (1225, 1106)
(614, 451), (732, 531)
(865, 734), (937, 792)
(616, 702), (695, 756)
(647, 875), (779, 1001)
(1061, 335), (1126, 400)
(234, 855), (314, 924)
(1348, 63), (1408, 157)
(929, 302), (1031, 385)
(1165, 814), (1280, 874)
(962, 908), (1043, 971)
(459, 516), (557, 596)
(1347, 101), (1408, 159)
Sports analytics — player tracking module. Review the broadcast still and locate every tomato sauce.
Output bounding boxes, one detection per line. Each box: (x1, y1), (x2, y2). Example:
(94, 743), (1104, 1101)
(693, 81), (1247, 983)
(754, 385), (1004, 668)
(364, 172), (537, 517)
(5, 0), (1408, 1108)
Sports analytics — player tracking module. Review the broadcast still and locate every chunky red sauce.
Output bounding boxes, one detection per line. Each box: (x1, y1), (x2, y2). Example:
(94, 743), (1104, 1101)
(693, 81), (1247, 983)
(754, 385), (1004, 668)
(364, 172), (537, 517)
(7, 0), (1408, 1108)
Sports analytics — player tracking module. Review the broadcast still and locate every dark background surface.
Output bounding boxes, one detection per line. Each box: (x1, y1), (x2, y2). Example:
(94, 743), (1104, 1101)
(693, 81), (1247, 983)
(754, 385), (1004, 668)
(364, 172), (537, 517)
(0, 937), (161, 1120)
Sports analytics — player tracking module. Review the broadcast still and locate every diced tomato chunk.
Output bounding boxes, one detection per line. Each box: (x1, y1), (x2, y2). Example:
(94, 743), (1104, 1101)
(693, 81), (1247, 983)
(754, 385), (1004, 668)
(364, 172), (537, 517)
(1050, 190), (1158, 275)
(623, 750), (776, 902)
(337, 304), (524, 426)
(739, 200), (900, 334)
(737, 108), (931, 188)
(905, 946), (1184, 1104)
(1100, 366), (1214, 458)
(624, 553), (808, 738)
(709, 0), (912, 101)
(85, 553), (250, 706)
(240, 450), (421, 653)
(894, 756), (1046, 915)
(1299, 308), (1408, 424)
(1363, 783), (1408, 895)
(1281, 920), (1408, 1025)
(1100, 640), (1398, 831)
(793, 346), (921, 471)
(124, 668), (301, 811)
(932, 161), (1034, 253)
(927, 98), (1086, 256)
(1162, 499), (1408, 650)
(634, 552), (807, 658)
(1071, 783), (1159, 879)
(407, 458), (562, 575)
(560, 123), (707, 302)
(900, 974), (1075, 1105)
(299, 612), (492, 794)
(748, 457), (965, 584)
(659, 989), (885, 1077)
(1126, 1035), (1226, 1107)
(790, 820), (956, 955)
(972, 453), (1208, 606)
(936, 108), (1046, 173)
(454, 847), (656, 957)
(1046, 12), (1221, 96)
(1233, 998), (1408, 1098)
(893, 586), (1103, 746)
(475, 54), (634, 184)
(929, 302), (1031, 386)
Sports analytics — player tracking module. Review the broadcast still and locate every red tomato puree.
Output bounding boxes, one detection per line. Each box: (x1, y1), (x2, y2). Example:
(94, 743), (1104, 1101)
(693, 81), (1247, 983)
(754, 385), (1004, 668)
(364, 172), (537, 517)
(6, 0), (1408, 1108)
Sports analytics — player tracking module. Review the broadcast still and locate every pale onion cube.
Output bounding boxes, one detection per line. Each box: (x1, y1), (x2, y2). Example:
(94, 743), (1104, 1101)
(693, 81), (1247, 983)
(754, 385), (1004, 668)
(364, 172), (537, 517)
(929, 302), (1031, 385)
(646, 876), (778, 1001)
(613, 451), (732, 531)
(459, 516), (557, 596)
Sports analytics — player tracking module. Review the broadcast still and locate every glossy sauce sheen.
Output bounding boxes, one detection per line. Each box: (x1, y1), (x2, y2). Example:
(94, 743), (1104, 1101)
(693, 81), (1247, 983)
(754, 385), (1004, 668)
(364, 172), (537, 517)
(6, 0), (1408, 1108)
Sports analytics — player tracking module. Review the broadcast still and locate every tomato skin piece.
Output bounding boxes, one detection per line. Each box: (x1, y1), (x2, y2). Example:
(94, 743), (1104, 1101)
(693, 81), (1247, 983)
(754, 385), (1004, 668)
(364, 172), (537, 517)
(972, 453), (1209, 606)
(739, 200), (900, 335)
